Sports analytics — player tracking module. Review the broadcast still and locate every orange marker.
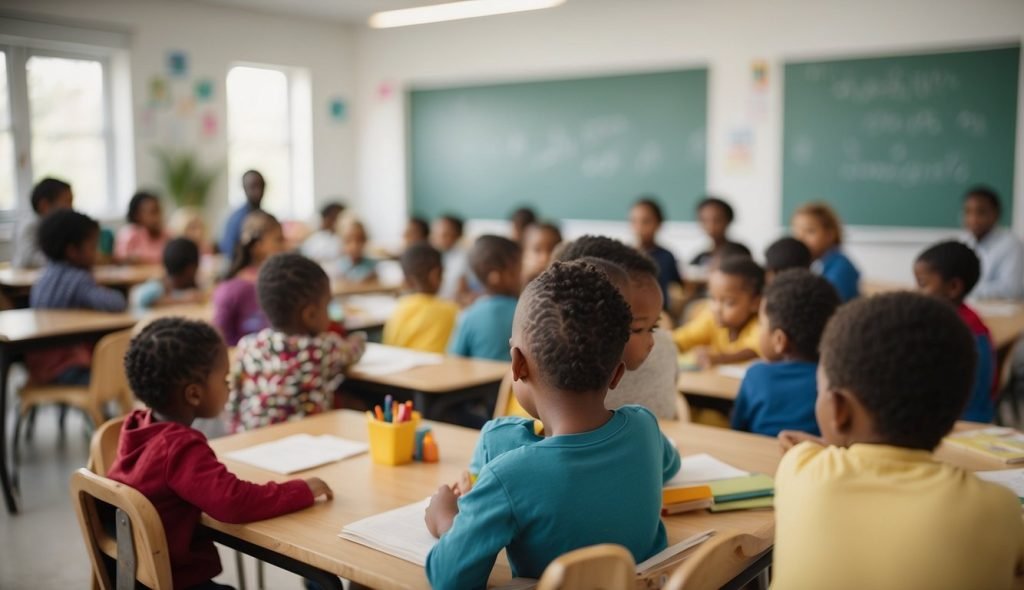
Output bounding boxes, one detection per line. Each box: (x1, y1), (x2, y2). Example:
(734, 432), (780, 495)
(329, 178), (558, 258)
(422, 433), (439, 463)
(405, 401), (413, 419)
(374, 405), (384, 421)
(392, 401), (399, 423)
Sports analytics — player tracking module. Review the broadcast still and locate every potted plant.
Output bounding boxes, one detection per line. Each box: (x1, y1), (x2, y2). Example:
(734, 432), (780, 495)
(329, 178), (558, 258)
(152, 149), (221, 209)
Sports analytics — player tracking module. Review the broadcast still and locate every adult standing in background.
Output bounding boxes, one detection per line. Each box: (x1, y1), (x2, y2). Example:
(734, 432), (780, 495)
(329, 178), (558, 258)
(960, 186), (1024, 300)
(219, 170), (265, 257)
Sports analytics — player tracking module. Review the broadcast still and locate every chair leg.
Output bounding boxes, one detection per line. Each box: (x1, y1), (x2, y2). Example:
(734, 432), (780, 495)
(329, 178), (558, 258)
(235, 551), (248, 590)
(11, 408), (25, 489)
(24, 405), (36, 442)
(256, 560), (265, 590)
(58, 403), (69, 441)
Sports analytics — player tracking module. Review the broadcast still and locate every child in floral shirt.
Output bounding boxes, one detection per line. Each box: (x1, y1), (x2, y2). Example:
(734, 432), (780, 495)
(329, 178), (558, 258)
(228, 252), (366, 432)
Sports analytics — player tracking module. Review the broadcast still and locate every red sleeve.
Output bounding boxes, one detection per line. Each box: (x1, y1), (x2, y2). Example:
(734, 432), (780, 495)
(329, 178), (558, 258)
(164, 432), (314, 524)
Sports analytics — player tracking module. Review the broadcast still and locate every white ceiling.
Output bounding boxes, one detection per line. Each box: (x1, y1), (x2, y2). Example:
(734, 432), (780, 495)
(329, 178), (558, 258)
(193, 0), (455, 24)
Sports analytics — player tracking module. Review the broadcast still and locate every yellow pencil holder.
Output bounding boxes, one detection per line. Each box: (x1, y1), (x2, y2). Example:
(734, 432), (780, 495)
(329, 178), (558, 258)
(367, 411), (421, 466)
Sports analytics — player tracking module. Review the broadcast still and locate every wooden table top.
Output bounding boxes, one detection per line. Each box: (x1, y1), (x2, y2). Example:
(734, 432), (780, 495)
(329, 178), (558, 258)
(0, 309), (138, 343)
(0, 264), (163, 289)
(677, 369), (742, 401)
(332, 279), (402, 297)
(347, 354), (509, 394)
(204, 412), (1006, 590)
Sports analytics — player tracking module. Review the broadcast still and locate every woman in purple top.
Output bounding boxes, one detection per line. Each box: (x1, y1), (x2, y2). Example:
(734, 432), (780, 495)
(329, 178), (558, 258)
(213, 211), (286, 345)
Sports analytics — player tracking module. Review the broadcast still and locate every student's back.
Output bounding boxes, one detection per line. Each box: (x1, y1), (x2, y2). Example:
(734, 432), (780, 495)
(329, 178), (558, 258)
(384, 243), (458, 353)
(448, 235), (521, 361)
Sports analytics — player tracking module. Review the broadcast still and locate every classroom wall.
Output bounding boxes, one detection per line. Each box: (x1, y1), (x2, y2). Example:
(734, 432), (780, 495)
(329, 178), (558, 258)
(354, 0), (1024, 284)
(0, 0), (356, 242)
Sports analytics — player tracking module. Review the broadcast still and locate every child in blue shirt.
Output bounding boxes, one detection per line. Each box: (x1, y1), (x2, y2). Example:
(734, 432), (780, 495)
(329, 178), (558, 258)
(792, 202), (860, 302)
(448, 235), (521, 361)
(914, 241), (995, 422)
(425, 261), (681, 590)
(131, 237), (204, 310)
(731, 269), (840, 436)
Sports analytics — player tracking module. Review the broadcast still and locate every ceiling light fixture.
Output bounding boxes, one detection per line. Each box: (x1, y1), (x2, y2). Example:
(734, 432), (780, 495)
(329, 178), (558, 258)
(369, 0), (566, 29)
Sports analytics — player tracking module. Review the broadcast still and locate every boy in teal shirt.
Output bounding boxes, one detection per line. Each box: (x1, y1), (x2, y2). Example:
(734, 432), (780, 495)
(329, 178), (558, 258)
(448, 235), (522, 361)
(425, 261), (681, 589)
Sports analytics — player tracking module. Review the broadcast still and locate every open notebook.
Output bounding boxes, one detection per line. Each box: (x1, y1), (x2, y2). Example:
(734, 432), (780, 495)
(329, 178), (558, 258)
(353, 343), (444, 376)
(224, 434), (368, 474)
(339, 499), (714, 578)
(665, 454), (750, 487)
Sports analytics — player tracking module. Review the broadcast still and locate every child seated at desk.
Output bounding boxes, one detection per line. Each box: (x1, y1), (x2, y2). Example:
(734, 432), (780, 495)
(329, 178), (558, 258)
(213, 210), (285, 346)
(914, 241), (995, 423)
(14, 177), (73, 269)
(109, 318), (332, 590)
(689, 196), (747, 269)
(731, 270), (839, 436)
(764, 237), (812, 283)
(431, 214), (471, 302)
(131, 237), (204, 311)
(403, 216), (430, 248)
(792, 201), (860, 302)
(630, 197), (683, 309)
(558, 235), (680, 419)
(424, 261), (681, 589)
(336, 218), (377, 283)
(448, 235), (521, 362)
(960, 185), (1024, 300)
(509, 206), (537, 245)
(773, 293), (1024, 590)
(228, 253), (365, 432)
(673, 255), (763, 367)
(115, 191), (169, 264)
(521, 221), (562, 285)
(27, 210), (127, 386)
(383, 242), (458, 353)
(300, 201), (345, 263)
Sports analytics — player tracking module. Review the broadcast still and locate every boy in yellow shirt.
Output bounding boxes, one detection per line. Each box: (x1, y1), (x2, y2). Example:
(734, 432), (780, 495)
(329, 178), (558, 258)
(673, 255), (763, 367)
(774, 292), (1024, 590)
(383, 242), (458, 353)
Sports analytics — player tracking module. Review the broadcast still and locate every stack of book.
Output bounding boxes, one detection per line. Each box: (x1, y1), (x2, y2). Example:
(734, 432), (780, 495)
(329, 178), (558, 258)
(945, 427), (1024, 464)
(662, 473), (775, 515)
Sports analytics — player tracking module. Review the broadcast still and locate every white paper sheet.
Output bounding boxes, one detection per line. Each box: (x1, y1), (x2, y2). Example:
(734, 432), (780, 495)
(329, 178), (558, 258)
(339, 499), (437, 566)
(976, 468), (1024, 499)
(345, 295), (400, 320)
(636, 529), (715, 575)
(715, 364), (751, 380)
(973, 301), (1021, 317)
(665, 453), (750, 487)
(225, 434), (368, 474)
(353, 343), (445, 376)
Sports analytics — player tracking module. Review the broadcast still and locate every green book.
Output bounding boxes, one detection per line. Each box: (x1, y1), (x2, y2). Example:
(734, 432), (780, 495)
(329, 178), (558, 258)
(708, 474), (775, 503)
(709, 496), (774, 513)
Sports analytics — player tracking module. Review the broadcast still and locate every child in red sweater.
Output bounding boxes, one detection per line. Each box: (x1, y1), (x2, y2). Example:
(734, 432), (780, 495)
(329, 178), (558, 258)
(108, 318), (332, 590)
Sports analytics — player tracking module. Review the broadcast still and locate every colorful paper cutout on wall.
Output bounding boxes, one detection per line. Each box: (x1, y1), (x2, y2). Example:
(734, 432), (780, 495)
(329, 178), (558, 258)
(168, 51), (189, 78)
(148, 76), (169, 107)
(377, 81), (394, 100)
(329, 97), (347, 121)
(201, 111), (218, 137)
(195, 79), (214, 102)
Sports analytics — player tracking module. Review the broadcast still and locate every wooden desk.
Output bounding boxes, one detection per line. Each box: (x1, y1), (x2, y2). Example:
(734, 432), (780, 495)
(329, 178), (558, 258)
(347, 351), (509, 420)
(975, 301), (1024, 351)
(204, 412), (776, 590)
(0, 264), (162, 291)
(677, 369), (742, 402)
(332, 279), (402, 297)
(134, 301), (391, 337)
(0, 309), (138, 514)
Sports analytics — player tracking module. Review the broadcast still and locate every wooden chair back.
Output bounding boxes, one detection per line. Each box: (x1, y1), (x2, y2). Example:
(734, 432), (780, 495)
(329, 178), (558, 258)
(89, 330), (134, 415)
(537, 544), (636, 590)
(69, 468), (173, 590)
(89, 416), (126, 477)
(663, 531), (773, 590)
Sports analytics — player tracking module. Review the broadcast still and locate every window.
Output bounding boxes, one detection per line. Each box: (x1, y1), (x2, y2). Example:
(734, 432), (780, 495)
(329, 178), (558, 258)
(0, 53), (15, 210)
(226, 64), (312, 219)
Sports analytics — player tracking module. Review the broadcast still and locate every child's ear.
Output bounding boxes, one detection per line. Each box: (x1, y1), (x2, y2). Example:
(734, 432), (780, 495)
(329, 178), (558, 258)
(183, 383), (203, 408)
(429, 266), (442, 287)
(607, 361), (627, 390)
(300, 302), (319, 328)
(487, 269), (502, 288)
(510, 346), (529, 382)
(829, 388), (856, 441)
(948, 277), (966, 301)
(771, 328), (789, 357)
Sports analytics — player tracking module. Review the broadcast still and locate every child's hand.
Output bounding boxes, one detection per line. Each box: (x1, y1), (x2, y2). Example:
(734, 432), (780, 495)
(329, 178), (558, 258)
(694, 347), (712, 370)
(304, 477), (334, 501)
(424, 485), (459, 538)
(452, 471), (474, 498)
(778, 430), (824, 452)
(349, 331), (368, 346)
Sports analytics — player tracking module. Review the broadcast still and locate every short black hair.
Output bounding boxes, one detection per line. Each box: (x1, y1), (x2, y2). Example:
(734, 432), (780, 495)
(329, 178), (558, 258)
(556, 235), (658, 280)
(716, 255), (765, 295)
(765, 237), (812, 273)
(718, 241), (752, 260)
(763, 269), (840, 360)
(528, 221), (563, 244)
(576, 256), (630, 293)
(438, 214), (464, 237)
(468, 235), (521, 283)
(510, 207), (537, 228)
(163, 238), (200, 277)
(916, 240), (981, 297)
(697, 196), (735, 223)
(408, 217), (430, 240)
(30, 178), (71, 214)
(964, 185), (1001, 216)
(257, 253), (330, 330)
(320, 201), (345, 219)
(38, 209), (99, 261)
(633, 197), (665, 224)
(518, 261), (631, 392)
(126, 191), (159, 224)
(400, 242), (442, 286)
(820, 292), (976, 450)
(126, 318), (225, 412)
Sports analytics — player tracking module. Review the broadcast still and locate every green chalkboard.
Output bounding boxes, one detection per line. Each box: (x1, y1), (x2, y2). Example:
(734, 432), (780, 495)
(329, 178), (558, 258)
(782, 46), (1019, 228)
(410, 69), (707, 222)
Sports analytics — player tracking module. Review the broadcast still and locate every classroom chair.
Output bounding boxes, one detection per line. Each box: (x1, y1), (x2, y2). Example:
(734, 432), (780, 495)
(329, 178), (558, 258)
(663, 530), (773, 590)
(537, 544), (636, 590)
(12, 329), (135, 485)
(70, 468), (173, 590)
(995, 338), (1022, 426)
(88, 417), (262, 590)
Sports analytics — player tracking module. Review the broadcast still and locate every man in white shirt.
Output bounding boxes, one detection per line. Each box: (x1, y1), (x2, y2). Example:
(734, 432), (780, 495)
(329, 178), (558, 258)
(960, 186), (1024, 300)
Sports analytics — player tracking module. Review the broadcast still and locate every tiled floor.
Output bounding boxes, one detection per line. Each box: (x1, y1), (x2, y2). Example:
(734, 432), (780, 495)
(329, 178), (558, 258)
(0, 403), (308, 590)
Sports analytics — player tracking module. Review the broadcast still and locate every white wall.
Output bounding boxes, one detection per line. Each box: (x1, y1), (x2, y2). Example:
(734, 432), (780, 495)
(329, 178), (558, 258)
(0, 0), (356, 234)
(354, 0), (1024, 284)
